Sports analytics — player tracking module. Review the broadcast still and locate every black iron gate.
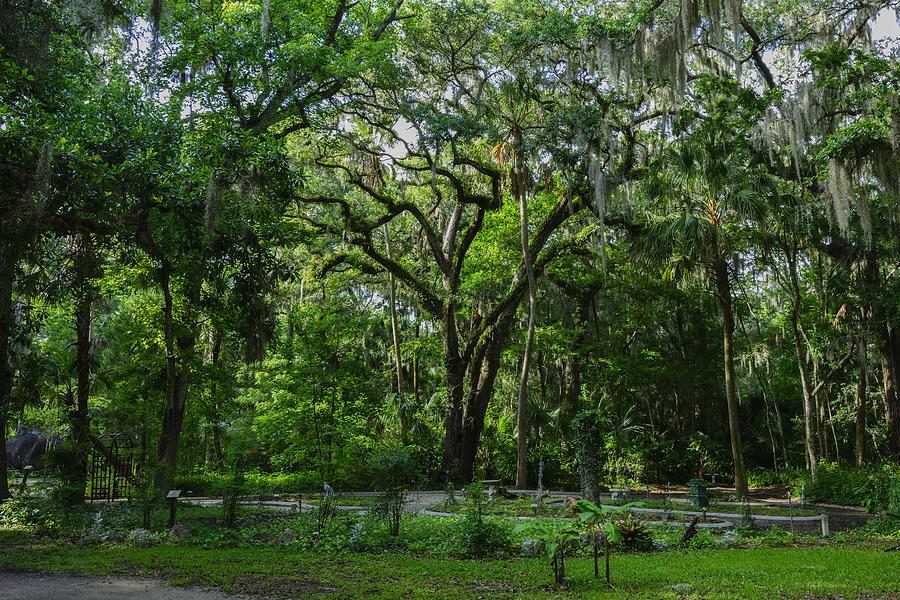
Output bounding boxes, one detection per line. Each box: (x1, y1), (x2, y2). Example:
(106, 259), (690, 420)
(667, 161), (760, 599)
(88, 433), (136, 502)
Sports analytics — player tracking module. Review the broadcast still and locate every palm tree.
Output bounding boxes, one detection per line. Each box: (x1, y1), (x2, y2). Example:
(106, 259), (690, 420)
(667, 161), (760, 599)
(634, 127), (776, 498)
(491, 77), (541, 489)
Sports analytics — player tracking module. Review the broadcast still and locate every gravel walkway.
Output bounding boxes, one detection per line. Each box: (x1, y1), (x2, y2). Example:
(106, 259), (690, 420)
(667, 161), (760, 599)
(0, 571), (256, 600)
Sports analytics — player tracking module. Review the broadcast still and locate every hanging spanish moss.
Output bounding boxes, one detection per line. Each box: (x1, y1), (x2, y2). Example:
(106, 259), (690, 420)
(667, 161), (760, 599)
(873, 152), (899, 210)
(589, 158), (608, 275)
(71, 0), (106, 42)
(705, 0), (722, 44)
(857, 186), (873, 248)
(890, 110), (900, 153)
(30, 140), (52, 217)
(786, 101), (806, 180)
(827, 157), (851, 237)
(622, 41), (634, 91)
(651, 34), (685, 104)
(725, 0), (742, 78)
(634, 28), (646, 75)
(261, 0), (270, 37)
(205, 173), (221, 236)
(725, 0), (742, 38)
(679, 0), (700, 51)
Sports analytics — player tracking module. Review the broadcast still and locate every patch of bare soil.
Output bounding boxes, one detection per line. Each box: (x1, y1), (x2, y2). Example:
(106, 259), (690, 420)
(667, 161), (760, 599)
(227, 575), (338, 598)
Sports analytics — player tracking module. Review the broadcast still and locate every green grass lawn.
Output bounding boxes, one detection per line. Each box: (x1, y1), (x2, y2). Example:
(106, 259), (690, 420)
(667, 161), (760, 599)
(303, 495), (384, 507)
(2, 495), (897, 599)
(0, 530), (897, 599)
(432, 496), (573, 518)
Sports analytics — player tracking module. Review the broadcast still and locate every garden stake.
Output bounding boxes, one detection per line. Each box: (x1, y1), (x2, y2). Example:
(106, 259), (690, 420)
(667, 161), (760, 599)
(788, 487), (794, 533)
(605, 534), (610, 585)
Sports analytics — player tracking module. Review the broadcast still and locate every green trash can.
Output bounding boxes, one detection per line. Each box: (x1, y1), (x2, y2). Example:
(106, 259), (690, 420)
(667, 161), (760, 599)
(688, 479), (709, 509)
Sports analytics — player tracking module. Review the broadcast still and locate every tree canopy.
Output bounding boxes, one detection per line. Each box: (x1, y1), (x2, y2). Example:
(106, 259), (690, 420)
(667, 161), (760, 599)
(2, 0), (900, 500)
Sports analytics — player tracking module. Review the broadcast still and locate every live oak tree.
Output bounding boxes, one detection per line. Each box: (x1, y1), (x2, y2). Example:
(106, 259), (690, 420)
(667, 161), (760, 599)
(292, 0), (613, 481)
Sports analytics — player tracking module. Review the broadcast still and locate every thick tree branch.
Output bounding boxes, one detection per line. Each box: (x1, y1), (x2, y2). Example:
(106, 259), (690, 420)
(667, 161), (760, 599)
(741, 17), (776, 90)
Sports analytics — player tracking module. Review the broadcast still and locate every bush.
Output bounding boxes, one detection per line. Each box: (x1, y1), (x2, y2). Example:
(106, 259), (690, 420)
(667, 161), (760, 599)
(687, 528), (717, 549)
(614, 515), (653, 551)
(746, 466), (805, 488)
(369, 446), (423, 490)
(453, 483), (511, 557)
(799, 463), (900, 512)
(44, 443), (86, 506)
(176, 471), (321, 497)
(0, 493), (90, 534)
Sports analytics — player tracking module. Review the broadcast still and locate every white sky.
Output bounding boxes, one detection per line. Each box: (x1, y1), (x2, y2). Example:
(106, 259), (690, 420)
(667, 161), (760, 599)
(872, 8), (900, 40)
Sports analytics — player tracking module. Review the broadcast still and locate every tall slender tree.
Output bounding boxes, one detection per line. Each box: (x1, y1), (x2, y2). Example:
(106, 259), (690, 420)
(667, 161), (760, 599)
(636, 99), (777, 497)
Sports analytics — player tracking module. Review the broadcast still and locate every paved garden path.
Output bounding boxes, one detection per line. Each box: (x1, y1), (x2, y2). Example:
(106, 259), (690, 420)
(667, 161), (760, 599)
(185, 487), (876, 531)
(0, 571), (257, 600)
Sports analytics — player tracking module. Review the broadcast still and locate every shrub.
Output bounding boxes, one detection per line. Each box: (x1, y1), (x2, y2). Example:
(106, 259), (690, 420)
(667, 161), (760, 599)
(0, 493), (90, 534)
(175, 471), (320, 497)
(221, 468), (246, 529)
(799, 463), (900, 512)
(453, 483), (511, 557)
(403, 514), (459, 556)
(44, 443), (85, 506)
(369, 446), (423, 490)
(746, 466), (805, 488)
(615, 515), (653, 551)
(687, 528), (716, 548)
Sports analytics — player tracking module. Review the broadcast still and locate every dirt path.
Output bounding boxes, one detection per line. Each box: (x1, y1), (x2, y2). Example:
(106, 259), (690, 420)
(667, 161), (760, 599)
(0, 571), (257, 600)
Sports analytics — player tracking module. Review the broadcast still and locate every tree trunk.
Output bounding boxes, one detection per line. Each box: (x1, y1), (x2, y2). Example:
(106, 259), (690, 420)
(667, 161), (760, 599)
(441, 336), (465, 479)
(562, 283), (601, 439)
(456, 316), (515, 482)
(156, 261), (197, 490)
(715, 257), (747, 498)
(70, 285), (92, 499)
(766, 355), (789, 467)
(787, 250), (818, 478)
(0, 247), (14, 500)
(877, 322), (900, 455)
(208, 331), (225, 472)
(70, 234), (97, 502)
(0, 412), (8, 500)
(824, 381), (840, 461)
(434, 194), (580, 481)
(889, 326), (900, 455)
(516, 187), (536, 489)
(384, 223), (406, 443)
(413, 316), (420, 406)
(856, 333), (867, 467)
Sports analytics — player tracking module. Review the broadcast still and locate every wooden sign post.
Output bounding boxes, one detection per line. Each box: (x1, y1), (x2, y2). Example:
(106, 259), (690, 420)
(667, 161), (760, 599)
(167, 489), (182, 528)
